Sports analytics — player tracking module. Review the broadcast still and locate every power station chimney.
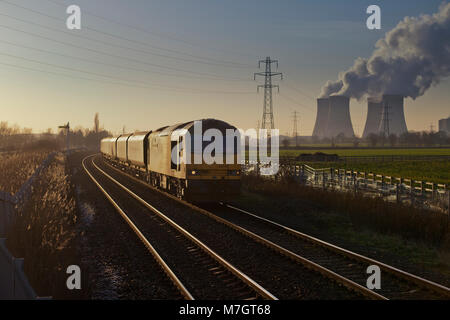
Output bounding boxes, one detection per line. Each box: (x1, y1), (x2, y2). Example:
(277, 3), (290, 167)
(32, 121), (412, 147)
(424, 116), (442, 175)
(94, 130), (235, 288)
(312, 98), (329, 138)
(378, 94), (408, 136)
(362, 97), (383, 138)
(326, 95), (354, 138)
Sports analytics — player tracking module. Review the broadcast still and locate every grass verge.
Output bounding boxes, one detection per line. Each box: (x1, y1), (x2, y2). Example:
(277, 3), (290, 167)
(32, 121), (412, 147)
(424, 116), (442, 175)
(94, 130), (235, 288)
(235, 175), (450, 283)
(299, 160), (450, 185)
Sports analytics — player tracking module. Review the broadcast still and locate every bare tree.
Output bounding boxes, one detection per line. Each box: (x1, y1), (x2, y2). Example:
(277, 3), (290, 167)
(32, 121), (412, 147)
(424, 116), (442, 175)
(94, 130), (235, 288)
(0, 121), (10, 136)
(12, 124), (20, 135)
(388, 133), (398, 147)
(367, 133), (379, 147)
(94, 113), (100, 134)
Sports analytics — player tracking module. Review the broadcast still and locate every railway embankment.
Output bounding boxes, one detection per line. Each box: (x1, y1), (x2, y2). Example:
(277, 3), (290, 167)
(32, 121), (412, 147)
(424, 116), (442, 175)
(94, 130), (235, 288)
(2, 151), (87, 299)
(233, 175), (450, 287)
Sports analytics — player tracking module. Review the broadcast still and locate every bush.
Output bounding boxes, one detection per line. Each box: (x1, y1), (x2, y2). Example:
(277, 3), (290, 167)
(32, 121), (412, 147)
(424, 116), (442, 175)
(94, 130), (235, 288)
(6, 153), (86, 298)
(0, 151), (50, 194)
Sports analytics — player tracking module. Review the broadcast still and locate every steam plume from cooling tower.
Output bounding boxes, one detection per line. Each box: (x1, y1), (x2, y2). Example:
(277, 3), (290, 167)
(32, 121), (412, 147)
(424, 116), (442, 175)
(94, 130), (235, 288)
(320, 3), (450, 100)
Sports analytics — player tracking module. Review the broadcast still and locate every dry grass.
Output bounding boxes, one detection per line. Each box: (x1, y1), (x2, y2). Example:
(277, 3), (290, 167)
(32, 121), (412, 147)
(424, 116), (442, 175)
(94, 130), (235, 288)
(6, 153), (86, 298)
(0, 151), (49, 194)
(242, 175), (450, 249)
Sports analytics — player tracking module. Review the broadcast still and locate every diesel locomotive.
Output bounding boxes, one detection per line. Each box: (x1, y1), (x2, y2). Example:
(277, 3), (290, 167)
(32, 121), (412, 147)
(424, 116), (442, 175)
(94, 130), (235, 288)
(100, 119), (242, 202)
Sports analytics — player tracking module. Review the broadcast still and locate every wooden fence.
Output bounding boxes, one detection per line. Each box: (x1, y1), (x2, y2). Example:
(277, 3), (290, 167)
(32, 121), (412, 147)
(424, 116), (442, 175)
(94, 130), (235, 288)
(244, 161), (450, 213)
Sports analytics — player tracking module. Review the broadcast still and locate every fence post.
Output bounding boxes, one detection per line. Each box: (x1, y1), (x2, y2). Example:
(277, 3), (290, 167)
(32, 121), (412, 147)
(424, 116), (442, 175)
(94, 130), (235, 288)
(338, 170), (341, 187)
(396, 183), (400, 203)
(448, 190), (450, 214)
(431, 183), (436, 201)
(300, 164), (305, 184)
(363, 172), (367, 188)
(421, 181), (425, 198)
(330, 168), (333, 187)
(447, 187), (450, 214)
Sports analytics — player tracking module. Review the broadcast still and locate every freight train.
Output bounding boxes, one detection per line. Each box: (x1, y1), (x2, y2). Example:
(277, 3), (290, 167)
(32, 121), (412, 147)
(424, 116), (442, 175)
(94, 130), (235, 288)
(100, 119), (242, 202)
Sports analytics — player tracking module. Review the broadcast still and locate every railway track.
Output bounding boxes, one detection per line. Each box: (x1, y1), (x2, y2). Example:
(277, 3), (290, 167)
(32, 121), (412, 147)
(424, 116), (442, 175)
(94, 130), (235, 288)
(98, 154), (450, 300)
(207, 204), (450, 300)
(95, 155), (372, 299)
(83, 155), (276, 300)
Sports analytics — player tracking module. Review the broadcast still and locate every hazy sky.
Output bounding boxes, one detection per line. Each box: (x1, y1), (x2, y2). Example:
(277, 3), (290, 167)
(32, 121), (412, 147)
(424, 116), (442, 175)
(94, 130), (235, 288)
(1, 0), (449, 136)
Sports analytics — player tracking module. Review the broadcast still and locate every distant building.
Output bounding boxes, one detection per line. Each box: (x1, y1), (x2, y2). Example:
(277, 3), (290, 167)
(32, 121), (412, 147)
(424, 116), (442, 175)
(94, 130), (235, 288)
(439, 117), (450, 134)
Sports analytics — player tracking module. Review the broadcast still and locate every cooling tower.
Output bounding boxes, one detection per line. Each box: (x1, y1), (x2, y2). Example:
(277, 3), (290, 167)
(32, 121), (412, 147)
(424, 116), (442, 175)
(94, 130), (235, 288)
(439, 117), (450, 134)
(362, 97), (383, 138)
(325, 95), (354, 138)
(378, 95), (408, 136)
(312, 98), (329, 138)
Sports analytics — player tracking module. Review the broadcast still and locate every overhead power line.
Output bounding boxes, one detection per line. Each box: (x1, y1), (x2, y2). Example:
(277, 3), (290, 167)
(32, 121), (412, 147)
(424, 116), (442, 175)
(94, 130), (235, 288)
(278, 93), (314, 112)
(0, 61), (156, 89)
(0, 52), (255, 94)
(0, 10), (245, 69)
(0, 23), (249, 80)
(43, 0), (259, 60)
(0, 38), (252, 82)
(1, 0), (253, 68)
(284, 83), (316, 101)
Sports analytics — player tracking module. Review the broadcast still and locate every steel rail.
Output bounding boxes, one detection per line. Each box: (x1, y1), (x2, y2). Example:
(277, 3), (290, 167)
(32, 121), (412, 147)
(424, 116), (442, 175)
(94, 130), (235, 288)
(91, 156), (278, 300)
(224, 204), (450, 299)
(100, 156), (385, 300)
(82, 155), (194, 300)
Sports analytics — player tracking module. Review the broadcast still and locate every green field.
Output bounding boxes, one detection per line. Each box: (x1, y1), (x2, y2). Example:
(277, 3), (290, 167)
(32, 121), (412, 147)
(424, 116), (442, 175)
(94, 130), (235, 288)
(280, 148), (450, 157)
(301, 160), (450, 185)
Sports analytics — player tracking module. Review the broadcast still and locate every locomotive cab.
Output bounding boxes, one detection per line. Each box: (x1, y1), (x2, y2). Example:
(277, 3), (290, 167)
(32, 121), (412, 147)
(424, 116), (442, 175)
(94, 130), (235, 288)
(148, 119), (242, 202)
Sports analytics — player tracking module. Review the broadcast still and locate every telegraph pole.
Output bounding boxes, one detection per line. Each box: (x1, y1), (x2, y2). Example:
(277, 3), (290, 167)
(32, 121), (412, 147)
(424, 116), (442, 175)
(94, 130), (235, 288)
(254, 57), (283, 132)
(292, 111), (299, 147)
(58, 122), (70, 151)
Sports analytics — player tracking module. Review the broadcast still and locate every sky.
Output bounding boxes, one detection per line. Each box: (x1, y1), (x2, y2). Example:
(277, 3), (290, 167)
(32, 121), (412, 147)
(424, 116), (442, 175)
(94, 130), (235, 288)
(0, 0), (449, 136)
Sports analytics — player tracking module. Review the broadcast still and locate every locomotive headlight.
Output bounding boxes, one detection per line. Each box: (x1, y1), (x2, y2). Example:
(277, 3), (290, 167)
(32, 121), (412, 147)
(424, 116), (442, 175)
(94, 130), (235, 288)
(228, 170), (240, 176)
(191, 170), (197, 175)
